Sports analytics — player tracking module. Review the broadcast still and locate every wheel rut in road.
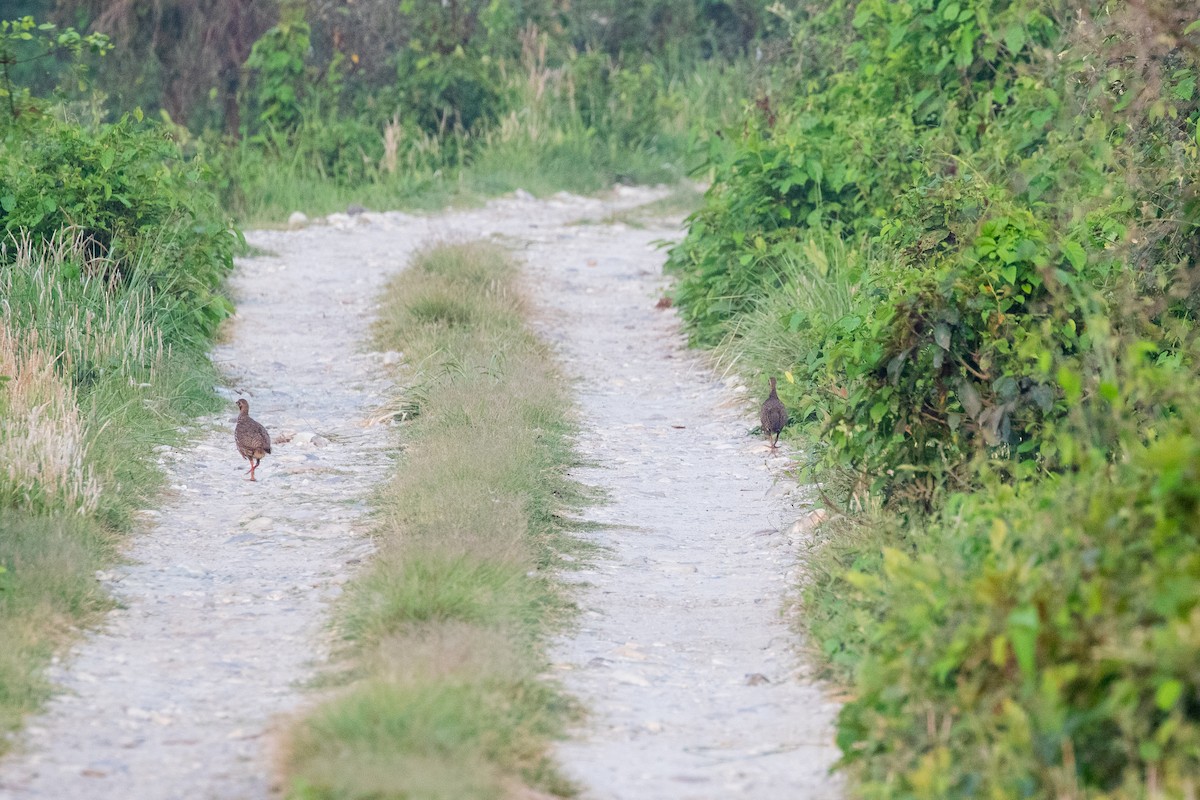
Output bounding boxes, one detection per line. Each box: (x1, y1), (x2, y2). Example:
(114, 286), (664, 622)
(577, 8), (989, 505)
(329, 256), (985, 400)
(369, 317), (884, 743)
(522, 221), (842, 799)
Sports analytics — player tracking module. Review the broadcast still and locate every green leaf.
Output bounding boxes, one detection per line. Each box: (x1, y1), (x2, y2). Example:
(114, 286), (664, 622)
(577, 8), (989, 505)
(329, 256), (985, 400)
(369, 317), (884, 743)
(842, 570), (883, 591)
(99, 148), (115, 171)
(1057, 367), (1082, 403)
(1061, 240), (1086, 270)
(1007, 605), (1039, 678)
(1004, 23), (1026, 53)
(1139, 741), (1163, 761)
(1155, 679), (1183, 710)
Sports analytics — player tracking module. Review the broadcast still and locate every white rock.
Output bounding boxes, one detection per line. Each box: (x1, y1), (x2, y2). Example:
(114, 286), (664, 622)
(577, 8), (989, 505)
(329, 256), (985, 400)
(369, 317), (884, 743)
(611, 670), (651, 688)
(287, 211), (308, 229)
(514, 188), (535, 201)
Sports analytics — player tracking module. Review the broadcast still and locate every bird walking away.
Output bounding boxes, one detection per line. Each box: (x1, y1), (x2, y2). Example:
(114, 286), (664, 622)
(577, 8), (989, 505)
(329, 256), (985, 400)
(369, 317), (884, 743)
(234, 398), (271, 481)
(760, 376), (787, 451)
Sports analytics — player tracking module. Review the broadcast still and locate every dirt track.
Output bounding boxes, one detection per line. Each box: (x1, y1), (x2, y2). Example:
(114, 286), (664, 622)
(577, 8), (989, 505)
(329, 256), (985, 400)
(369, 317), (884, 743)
(0, 188), (839, 800)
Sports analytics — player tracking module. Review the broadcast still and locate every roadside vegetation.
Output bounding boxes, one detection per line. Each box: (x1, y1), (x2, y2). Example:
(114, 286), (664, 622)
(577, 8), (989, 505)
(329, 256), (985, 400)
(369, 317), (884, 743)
(666, 1), (1200, 797)
(281, 242), (587, 799)
(0, 19), (236, 748)
(13, 0), (778, 225)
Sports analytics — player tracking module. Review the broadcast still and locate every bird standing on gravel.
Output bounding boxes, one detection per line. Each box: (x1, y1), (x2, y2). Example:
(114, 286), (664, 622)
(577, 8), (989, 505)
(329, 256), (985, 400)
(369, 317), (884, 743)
(234, 399), (271, 481)
(760, 376), (787, 451)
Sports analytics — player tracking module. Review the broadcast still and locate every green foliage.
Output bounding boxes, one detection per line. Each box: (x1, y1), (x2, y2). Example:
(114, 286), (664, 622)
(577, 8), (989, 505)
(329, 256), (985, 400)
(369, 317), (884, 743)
(829, 410), (1200, 797)
(0, 17), (230, 752)
(244, 7), (312, 135)
(669, 0), (1200, 795)
(669, 95), (921, 340)
(671, 0), (1200, 494)
(0, 16), (110, 122)
(394, 42), (504, 135)
(0, 114), (237, 338)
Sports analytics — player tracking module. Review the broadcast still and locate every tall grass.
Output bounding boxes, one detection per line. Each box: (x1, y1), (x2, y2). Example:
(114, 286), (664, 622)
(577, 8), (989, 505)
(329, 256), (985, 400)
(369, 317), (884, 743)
(0, 232), (222, 747)
(282, 242), (587, 799)
(0, 325), (99, 516)
(712, 232), (870, 437)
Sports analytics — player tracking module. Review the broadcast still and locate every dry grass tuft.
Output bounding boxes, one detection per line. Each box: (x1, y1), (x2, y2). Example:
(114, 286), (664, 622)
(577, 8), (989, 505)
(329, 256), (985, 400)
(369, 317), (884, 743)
(0, 325), (100, 515)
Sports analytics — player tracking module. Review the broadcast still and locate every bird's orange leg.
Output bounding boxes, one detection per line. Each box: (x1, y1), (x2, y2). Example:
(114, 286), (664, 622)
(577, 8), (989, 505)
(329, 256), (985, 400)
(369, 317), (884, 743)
(249, 459), (258, 481)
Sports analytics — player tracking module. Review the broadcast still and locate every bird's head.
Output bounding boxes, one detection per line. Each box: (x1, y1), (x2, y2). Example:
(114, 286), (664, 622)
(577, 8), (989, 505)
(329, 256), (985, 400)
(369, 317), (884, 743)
(236, 398), (249, 415)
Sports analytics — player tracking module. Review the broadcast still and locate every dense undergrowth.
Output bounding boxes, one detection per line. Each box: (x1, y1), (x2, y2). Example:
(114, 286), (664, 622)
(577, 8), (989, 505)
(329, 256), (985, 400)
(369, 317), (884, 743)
(668, 0), (1200, 796)
(283, 242), (587, 799)
(12, 2), (781, 225)
(214, 24), (757, 224)
(0, 20), (235, 749)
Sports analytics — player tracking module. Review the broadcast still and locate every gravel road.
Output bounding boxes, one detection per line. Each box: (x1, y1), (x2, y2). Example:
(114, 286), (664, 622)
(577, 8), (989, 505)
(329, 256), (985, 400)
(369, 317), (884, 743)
(0, 188), (839, 800)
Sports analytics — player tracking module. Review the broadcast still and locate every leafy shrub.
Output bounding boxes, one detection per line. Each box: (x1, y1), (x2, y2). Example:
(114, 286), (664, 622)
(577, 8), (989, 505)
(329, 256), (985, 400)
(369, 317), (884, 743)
(667, 82), (928, 344)
(0, 16), (110, 123)
(819, 180), (1087, 501)
(831, 405), (1200, 797)
(244, 9), (311, 135)
(0, 114), (237, 338)
(394, 44), (505, 135)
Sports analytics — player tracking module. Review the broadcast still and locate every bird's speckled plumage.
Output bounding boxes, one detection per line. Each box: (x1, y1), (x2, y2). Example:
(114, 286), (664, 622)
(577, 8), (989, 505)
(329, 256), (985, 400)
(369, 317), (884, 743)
(234, 398), (271, 480)
(760, 376), (787, 450)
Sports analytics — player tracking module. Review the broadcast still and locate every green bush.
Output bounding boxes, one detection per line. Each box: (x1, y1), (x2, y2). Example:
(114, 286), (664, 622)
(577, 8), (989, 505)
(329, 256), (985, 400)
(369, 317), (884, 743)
(830, 407), (1200, 797)
(244, 9), (311, 135)
(0, 114), (237, 338)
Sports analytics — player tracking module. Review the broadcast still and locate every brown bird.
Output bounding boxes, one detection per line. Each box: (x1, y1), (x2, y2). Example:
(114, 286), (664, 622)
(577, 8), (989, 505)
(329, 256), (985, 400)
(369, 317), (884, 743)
(234, 398), (271, 481)
(760, 376), (787, 450)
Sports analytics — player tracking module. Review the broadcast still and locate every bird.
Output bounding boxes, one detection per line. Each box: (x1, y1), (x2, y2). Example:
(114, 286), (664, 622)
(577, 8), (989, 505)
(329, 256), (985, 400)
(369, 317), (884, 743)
(760, 376), (787, 451)
(234, 398), (271, 481)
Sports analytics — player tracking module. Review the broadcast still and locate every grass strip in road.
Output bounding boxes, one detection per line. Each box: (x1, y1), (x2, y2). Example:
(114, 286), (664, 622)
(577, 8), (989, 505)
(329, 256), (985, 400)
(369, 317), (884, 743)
(283, 242), (589, 799)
